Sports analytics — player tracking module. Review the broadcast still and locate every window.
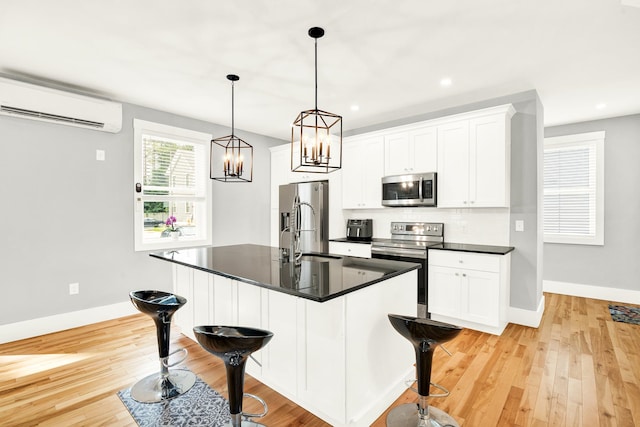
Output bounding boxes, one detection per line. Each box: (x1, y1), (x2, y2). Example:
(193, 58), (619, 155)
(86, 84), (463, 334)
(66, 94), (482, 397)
(134, 119), (212, 251)
(543, 131), (604, 245)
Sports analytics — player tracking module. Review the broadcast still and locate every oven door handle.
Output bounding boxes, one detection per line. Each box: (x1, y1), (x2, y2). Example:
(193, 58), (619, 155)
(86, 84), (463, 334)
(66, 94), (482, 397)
(419, 176), (423, 201)
(371, 246), (427, 259)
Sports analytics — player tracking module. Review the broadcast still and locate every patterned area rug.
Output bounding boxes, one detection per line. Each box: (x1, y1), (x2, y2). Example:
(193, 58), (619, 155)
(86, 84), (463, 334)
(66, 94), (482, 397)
(609, 304), (640, 325)
(118, 371), (230, 427)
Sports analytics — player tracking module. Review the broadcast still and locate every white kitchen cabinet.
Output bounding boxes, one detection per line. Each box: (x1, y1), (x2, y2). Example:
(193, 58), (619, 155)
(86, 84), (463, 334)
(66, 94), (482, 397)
(428, 265), (461, 319)
(170, 263), (417, 427)
(384, 126), (437, 176)
(329, 241), (372, 258)
(341, 135), (384, 209)
(468, 114), (511, 207)
(428, 250), (510, 335)
(342, 266), (384, 287)
(173, 265), (194, 338)
(436, 105), (515, 208)
(436, 121), (470, 207)
(262, 289), (299, 396)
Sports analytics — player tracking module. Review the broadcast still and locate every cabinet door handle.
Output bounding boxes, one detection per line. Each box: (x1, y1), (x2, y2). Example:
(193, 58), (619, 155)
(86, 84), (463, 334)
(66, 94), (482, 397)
(463, 201), (468, 204)
(458, 260), (463, 263)
(455, 272), (459, 276)
(462, 273), (467, 277)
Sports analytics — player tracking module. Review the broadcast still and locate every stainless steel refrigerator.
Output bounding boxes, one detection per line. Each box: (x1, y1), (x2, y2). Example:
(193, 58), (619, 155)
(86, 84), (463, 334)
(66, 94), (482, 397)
(279, 180), (329, 262)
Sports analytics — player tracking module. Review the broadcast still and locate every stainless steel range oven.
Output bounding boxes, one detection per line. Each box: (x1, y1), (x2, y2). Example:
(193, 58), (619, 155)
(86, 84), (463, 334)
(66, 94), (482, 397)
(371, 222), (444, 318)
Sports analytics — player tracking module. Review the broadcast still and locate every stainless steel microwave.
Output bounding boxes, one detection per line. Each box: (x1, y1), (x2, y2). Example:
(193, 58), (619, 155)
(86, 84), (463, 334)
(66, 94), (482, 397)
(381, 172), (437, 207)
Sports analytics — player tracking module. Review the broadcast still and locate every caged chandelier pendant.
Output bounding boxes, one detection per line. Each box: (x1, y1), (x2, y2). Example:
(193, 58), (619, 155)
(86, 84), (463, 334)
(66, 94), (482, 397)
(211, 74), (253, 182)
(291, 27), (342, 173)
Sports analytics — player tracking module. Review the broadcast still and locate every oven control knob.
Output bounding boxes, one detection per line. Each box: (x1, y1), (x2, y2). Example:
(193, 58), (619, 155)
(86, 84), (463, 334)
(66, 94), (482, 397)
(426, 226), (431, 231)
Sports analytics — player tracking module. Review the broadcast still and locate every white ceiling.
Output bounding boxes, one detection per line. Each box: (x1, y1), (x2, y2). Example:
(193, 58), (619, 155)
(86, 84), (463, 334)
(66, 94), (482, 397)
(1, 0), (639, 140)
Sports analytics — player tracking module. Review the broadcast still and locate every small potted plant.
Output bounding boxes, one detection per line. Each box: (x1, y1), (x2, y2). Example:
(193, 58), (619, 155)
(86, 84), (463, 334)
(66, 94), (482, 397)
(165, 215), (179, 240)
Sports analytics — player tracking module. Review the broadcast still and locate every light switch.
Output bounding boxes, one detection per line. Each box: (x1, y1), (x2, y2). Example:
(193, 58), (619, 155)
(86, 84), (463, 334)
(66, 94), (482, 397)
(515, 220), (524, 232)
(96, 149), (105, 161)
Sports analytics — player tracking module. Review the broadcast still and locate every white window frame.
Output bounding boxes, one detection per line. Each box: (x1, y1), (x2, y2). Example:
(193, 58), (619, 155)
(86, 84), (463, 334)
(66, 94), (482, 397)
(133, 119), (213, 251)
(543, 131), (604, 245)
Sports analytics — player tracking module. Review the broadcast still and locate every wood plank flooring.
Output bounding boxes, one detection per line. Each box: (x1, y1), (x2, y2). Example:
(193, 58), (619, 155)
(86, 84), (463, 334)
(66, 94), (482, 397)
(1, 293), (639, 426)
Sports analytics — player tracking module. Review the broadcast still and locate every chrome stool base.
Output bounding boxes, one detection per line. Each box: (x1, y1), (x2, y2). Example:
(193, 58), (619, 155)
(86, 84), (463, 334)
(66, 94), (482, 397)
(225, 420), (266, 427)
(130, 369), (196, 403)
(386, 403), (459, 427)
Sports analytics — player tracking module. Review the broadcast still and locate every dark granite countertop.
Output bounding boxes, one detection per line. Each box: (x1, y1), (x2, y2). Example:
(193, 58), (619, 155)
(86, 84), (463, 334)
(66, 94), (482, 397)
(428, 243), (515, 255)
(150, 244), (419, 302)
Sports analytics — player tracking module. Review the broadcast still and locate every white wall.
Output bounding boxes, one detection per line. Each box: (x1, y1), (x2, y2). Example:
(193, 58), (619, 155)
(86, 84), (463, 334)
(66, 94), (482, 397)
(0, 102), (284, 328)
(544, 113), (640, 302)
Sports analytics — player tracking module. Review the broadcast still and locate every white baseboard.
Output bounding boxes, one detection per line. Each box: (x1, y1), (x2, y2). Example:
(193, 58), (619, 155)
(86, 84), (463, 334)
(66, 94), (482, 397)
(543, 280), (640, 305)
(0, 301), (137, 345)
(508, 295), (545, 328)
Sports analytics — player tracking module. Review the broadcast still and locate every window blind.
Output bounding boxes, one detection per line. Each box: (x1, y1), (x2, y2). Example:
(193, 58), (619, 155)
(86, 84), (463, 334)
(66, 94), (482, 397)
(544, 144), (596, 236)
(142, 135), (199, 196)
(543, 132), (604, 245)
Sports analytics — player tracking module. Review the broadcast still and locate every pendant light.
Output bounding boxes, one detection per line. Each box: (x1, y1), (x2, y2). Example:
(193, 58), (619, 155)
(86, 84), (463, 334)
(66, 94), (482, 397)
(211, 74), (253, 182)
(291, 27), (342, 173)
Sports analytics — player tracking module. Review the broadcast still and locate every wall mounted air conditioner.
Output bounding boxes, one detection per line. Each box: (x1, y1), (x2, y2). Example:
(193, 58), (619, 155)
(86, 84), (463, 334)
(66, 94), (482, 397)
(0, 77), (122, 133)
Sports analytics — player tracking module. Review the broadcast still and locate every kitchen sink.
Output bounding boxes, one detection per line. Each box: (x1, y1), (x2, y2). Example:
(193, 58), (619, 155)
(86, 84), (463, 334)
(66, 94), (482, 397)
(298, 253), (342, 262)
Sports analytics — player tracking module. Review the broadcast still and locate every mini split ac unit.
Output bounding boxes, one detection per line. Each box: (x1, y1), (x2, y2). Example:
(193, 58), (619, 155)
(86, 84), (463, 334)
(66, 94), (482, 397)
(0, 77), (122, 133)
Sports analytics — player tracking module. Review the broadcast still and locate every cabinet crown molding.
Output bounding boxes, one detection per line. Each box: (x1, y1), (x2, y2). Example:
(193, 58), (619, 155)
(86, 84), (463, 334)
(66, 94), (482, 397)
(345, 103), (516, 142)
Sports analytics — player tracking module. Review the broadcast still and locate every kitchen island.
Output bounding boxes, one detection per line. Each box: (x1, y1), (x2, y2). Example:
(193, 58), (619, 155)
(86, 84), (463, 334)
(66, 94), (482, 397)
(151, 244), (419, 427)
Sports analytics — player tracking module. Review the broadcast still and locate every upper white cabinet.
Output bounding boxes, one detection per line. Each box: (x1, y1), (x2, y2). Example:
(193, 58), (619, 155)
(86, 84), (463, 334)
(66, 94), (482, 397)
(384, 126), (437, 176)
(436, 121), (470, 207)
(437, 105), (515, 208)
(341, 135), (384, 209)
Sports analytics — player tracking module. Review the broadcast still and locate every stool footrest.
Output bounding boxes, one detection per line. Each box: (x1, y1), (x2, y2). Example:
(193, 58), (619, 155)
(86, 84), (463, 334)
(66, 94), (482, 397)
(241, 393), (268, 419)
(404, 379), (450, 398)
(162, 348), (188, 368)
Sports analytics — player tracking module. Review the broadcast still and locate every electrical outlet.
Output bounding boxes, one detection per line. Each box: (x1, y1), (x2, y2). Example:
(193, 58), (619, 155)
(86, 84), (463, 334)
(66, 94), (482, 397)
(96, 149), (105, 161)
(515, 220), (524, 232)
(69, 282), (80, 295)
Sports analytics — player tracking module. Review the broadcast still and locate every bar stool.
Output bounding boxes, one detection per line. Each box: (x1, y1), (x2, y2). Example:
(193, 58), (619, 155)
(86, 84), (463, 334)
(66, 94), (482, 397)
(387, 314), (462, 427)
(193, 325), (274, 427)
(129, 290), (196, 403)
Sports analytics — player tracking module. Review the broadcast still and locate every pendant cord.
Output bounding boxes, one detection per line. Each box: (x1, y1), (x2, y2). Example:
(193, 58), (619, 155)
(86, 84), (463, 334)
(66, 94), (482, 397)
(314, 37), (318, 111)
(231, 81), (235, 135)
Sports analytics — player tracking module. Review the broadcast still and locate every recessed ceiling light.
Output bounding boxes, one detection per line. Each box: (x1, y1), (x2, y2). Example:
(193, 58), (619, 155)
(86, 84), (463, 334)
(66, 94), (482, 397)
(440, 78), (452, 87)
(596, 103), (607, 110)
(350, 105), (360, 112)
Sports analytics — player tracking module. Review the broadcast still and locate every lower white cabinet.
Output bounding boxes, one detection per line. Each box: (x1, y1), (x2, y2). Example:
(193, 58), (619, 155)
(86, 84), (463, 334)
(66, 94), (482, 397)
(171, 264), (417, 427)
(428, 250), (510, 335)
(329, 241), (372, 258)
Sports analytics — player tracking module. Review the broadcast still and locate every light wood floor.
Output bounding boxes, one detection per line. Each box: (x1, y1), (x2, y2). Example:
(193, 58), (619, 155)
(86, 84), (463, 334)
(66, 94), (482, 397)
(1, 293), (639, 426)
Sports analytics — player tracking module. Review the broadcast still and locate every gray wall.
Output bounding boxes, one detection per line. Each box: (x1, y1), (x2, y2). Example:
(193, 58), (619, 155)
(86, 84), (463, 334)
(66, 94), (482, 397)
(544, 114), (640, 291)
(347, 90), (543, 312)
(0, 103), (284, 325)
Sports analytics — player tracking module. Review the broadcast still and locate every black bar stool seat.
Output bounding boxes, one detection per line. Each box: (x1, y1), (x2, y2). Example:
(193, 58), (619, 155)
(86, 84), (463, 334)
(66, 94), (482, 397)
(194, 325), (274, 427)
(129, 290), (196, 403)
(387, 314), (463, 427)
